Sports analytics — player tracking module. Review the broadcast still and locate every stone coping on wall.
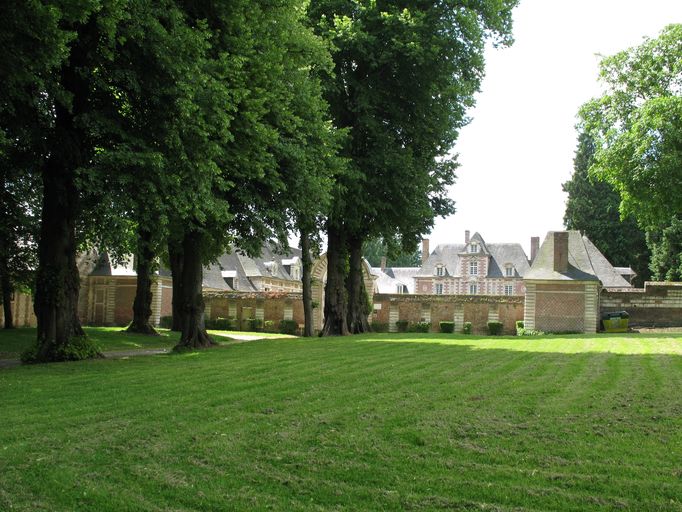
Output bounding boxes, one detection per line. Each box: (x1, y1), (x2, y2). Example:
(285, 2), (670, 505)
(203, 290), (303, 300)
(373, 293), (524, 304)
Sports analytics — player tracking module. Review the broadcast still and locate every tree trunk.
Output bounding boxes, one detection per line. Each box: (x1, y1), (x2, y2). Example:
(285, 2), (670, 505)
(346, 235), (371, 334)
(322, 224), (349, 336)
(300, 226), (314, 337)
(33, 23), (96, 361)
(174, 229), (214, 349)
(168, 238), (183, 332)
(126, 228), (159, 335)
(1, 270), (13, 330)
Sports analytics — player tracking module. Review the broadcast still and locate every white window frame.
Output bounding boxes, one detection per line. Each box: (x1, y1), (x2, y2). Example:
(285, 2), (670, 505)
(468, 243), (479, 253)
(435, 283), (444, 295)
(469, 283), (477, 295)
(436, 265), (444, 277)
(505, 265), (514, 277)
(469, 261), (478, 276)
(505, 284), (514, 296)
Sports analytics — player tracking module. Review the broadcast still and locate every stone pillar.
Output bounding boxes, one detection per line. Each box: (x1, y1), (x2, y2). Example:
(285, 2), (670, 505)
(524, 283), (536, 330)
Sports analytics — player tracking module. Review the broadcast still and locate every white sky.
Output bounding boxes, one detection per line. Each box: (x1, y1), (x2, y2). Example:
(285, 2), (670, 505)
(428, 0), (682, 256)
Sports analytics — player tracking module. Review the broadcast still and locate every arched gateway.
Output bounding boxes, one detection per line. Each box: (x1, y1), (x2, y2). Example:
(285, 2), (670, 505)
(310, 253), (376, 332)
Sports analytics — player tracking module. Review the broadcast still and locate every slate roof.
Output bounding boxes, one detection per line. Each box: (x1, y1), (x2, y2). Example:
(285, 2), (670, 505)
(524, 231), (631, 288)
(416, 232), (531, 278)
(371, 267), (420, 294)
(203, 244), (303, 292)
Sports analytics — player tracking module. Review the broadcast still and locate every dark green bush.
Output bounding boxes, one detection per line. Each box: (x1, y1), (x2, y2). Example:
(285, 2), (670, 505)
(371, 322), (389, 333)
(439, 321), (455, 333)
(409, 321), (431, 333)
(247, 318), (262, 332)
(280, 319), (299, 335)
(462, 322), (472, 335)
(396, 320), (409, 332)
(159, 316), (173, 329)
(263, 320), (276, 332)
(209, 317), (234, 330)
(488, 321), (503, 335)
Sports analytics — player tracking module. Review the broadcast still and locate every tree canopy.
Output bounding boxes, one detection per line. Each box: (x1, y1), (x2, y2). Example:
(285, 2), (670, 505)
(563, 131), (650, 285)
(579, 24), (682, 231)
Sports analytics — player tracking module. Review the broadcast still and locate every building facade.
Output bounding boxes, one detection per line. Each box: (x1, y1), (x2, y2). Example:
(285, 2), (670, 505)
(414, 231), (536, 296)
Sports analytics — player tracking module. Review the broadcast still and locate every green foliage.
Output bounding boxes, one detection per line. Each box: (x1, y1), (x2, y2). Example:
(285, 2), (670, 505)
(363, 238), (421, 267)
(563, 132), (650, 284)
(462, 322), (473, 335)
(263, 320), (276, 333)
(279, 319), (299, 335)
(409, 322), (431, 333)
(580, 24), (682, 235)
(370, 322), (389, 333)
(439, 321), (455, 334)
(515, 320), (524, 336)
(246, 318), (263, 332)
(487, 321), (503, 336)
(207, 318), (235, 331)
(21, 336), (102, 364)
(646, 218), (682, 280)
(395, 320), (409, 333)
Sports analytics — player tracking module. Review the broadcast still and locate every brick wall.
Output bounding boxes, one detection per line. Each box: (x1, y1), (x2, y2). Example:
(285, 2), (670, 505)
(0, 292), (37, 327)
(601, 282), (682, 327)
(204, 291), (305, 330)
(372, 293), (523, 334)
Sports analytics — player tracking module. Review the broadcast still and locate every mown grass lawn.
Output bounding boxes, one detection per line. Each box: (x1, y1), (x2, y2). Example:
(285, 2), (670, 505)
(1, 332), (681, 511)
(0, 327), (293, 359)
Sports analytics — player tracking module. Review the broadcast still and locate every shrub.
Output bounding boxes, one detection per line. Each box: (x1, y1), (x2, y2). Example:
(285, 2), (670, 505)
(439, 321), (455, 333)
(515, 320), (524, 336)
(520, 329), (544, 336)
(280, 319), (299, 335)
(488, 321), (503, 335)
(396, 320), (409, 332)
(263, 320), (276, 332)
(22, 336), (102, 363)
(409, 321), (431, 333)
(462, 322), (472, 335)
(159, 316), (173, 329)
(247, 318), (262, 332)
(371, 322), (389, 333)
(209, 317), (234, 330)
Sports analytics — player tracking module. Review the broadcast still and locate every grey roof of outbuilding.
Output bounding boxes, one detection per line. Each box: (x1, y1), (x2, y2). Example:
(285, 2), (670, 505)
(416, 233), (530, 278)
(524, 231), (631, 287)
(202, 244), (303, 292)
(371, 267), (419, 294)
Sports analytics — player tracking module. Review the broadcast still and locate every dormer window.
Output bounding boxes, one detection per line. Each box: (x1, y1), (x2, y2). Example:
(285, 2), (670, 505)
(468, 243), (479, 253)
(469, 261), (478, 275)
(505, 264), (514, 277)
(435, 265), (445, 277)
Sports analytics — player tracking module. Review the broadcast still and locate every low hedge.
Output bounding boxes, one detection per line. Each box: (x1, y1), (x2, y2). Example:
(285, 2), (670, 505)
(439, 321), (455, 333)
(409, 321), (431, 333)
(488, 321), (503, 336)
(462, 322), (472, 335)
(396, 320), (409, 332)
(280, 319), (298, 335)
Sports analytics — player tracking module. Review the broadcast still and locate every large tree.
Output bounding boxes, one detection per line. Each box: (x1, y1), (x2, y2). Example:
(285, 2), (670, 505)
(563, 131), (650, 285)
(309, 0), (517, 335)
(580, 24), (682, 234)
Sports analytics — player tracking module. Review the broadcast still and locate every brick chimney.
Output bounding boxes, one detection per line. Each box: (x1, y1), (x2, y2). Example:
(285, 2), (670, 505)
(553, 232), (569, 273)
(380, 256), (387, 271)
(421, 238), (430, 264)
(530, 236), (540, 264)
(465, 230), (470, 244)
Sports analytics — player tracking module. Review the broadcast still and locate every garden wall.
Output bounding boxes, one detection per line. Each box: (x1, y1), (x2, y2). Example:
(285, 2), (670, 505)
(601, 282), (682, 327)
(0, 291), (37, 328)
(204, 291), (305, 332)
(371, 294), (524, 334)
